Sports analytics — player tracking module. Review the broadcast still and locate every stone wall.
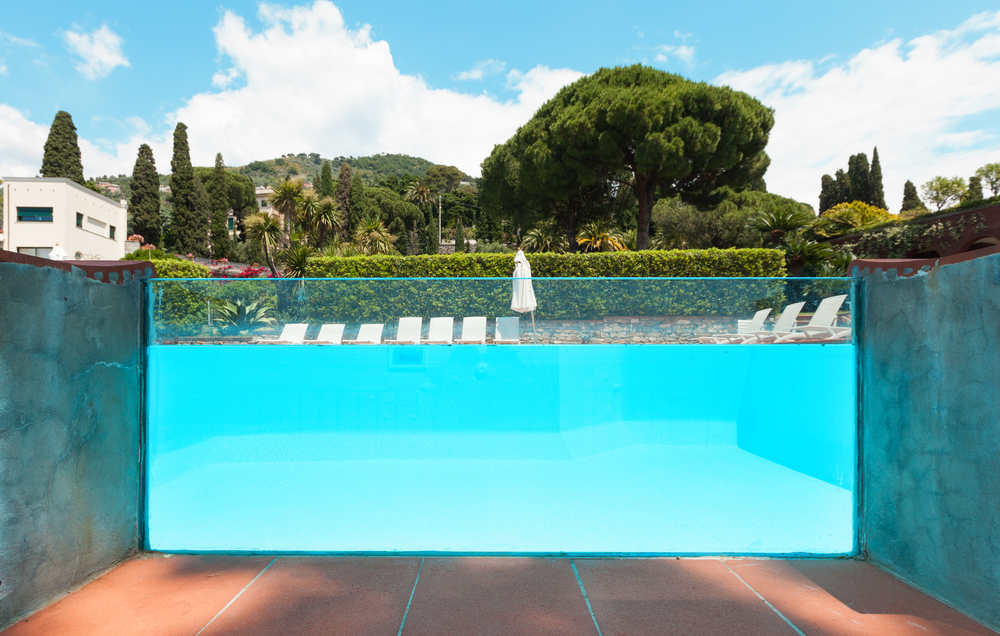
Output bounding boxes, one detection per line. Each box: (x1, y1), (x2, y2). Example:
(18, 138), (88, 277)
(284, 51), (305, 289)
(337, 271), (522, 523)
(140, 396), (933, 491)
(0, 262), (143, 629)
(859, 252), (1000, 631)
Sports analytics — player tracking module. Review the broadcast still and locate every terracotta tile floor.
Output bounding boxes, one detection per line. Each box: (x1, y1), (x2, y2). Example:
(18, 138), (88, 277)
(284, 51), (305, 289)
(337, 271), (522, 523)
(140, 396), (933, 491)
(3, 554), (996, 636)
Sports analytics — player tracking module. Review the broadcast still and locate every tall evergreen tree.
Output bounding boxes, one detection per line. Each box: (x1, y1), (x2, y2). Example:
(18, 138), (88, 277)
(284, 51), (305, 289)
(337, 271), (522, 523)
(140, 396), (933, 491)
(834, 169), (852, 208)
(129, 144), (161, 245)
(334, 162), (353, 232)
(847, 153), (871, 204)
(819, 174), (837, 213)
(963, 176), (984, 205)
(455, 218), (466, 253)
(168, 123), (201, 253)
(191, 175), (212, 255)
(349, 173), (366, 231)
(900, 180), (926, 212)
(869, 147), (886, 209)
(41, 111), (85, 185)
(208, 153), (232, 259)
(389, 217), (409, 255)
(318, 161), (335, 198)
(423, 220), (438, 254)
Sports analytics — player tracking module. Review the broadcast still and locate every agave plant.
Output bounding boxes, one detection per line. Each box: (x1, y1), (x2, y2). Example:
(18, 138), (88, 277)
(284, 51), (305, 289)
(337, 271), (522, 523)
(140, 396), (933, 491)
(521, 219), (568, 253)
(576, 219), (627, 252)
(215, 296), (275, 332)
(282, 243), (316, 278)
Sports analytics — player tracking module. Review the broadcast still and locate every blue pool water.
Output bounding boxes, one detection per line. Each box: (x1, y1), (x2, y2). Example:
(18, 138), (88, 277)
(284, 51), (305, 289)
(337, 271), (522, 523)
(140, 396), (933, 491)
(146, 344), (856, 554)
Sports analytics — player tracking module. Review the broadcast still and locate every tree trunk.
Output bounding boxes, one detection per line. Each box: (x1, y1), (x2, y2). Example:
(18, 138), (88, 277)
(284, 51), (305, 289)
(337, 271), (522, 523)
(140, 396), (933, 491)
(634, 176), (657, 250)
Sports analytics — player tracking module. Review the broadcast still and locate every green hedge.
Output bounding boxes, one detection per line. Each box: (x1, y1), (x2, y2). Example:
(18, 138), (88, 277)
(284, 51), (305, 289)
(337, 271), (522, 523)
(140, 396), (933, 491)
(304, 249), (786, 279)
(152, 259), (210, 278)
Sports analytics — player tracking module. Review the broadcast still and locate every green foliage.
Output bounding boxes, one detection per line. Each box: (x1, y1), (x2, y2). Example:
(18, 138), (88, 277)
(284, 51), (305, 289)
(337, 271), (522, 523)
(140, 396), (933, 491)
(353, 214), (399, 255)
(318, 161), (335, 198)
(455, 218), (466, 253)
(349, 173), (367, 230)
(151, 259), (211, 278)
(577, 219), (626, 252)
(129, 144), (162, 245)
(921, 176), (966, 211)
(168, 123), (205, 254)
(522, 219), (568, 253)
(282, 244), (316, 278)
(847, 153), (871, 206)
(651, 189), (802, 250)
(41, 111), (85, 185)
(819, 148), (885, 213)
(208, 153), (232, 259)
(269, 177), (303, 231)
(900, 180), (926, 213)
(245, 212), (284, 276)
(475, 240), (515, 254)
(962, 175), (984, 205)
(335, 162), (353, 230)
(425, 165), (468, 193)
(122, 248), (178, 261)
(975, 162), (1000, 196)
(869, 147), (886, 209)
(808, 201), (892, 239)
(215, 296), (275, 330)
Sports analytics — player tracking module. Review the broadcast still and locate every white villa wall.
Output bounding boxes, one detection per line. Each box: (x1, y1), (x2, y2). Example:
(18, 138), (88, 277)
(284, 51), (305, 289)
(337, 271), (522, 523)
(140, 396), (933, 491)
(2, 178), (126, 260)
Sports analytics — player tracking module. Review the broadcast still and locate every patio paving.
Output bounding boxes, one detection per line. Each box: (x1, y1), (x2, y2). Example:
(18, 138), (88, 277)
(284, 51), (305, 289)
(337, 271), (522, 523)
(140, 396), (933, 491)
(2, 554), (995, 636)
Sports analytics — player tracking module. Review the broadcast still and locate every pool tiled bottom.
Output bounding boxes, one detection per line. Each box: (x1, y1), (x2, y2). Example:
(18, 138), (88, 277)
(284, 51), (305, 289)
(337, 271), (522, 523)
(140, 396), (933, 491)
(3, 554), (994, 636)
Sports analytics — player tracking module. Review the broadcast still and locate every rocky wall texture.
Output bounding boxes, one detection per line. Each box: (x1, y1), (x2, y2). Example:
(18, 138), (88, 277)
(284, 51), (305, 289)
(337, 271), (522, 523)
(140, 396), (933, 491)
(860, 253), (1000, 631)
(0, 263), (142, 629)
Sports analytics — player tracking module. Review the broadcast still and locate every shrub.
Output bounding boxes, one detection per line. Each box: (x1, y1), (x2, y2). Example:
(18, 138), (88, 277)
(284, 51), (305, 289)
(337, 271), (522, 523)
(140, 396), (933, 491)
(151, 259), (211, 278)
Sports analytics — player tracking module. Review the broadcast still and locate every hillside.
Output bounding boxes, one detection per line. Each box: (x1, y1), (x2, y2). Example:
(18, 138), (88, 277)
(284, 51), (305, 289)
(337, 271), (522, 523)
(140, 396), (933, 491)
(236, 152), (436, 186)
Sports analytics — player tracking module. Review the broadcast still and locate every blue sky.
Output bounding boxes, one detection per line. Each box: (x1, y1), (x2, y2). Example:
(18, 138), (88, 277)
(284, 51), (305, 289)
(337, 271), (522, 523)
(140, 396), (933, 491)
(2, 0), (1000, 209)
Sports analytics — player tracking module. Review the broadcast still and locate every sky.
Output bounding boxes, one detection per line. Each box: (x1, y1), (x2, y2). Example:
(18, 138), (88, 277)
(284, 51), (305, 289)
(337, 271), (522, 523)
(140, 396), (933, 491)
(2, 0), (1000, 211)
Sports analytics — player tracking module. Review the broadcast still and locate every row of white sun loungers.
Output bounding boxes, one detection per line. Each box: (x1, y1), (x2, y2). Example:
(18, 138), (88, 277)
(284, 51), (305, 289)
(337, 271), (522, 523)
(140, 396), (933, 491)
(696, 295), (851, 344)
(258, 316), (521, 345)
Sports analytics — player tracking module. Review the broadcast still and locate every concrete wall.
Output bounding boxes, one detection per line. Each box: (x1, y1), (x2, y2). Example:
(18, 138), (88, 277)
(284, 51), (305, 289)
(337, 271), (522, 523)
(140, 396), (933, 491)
(859, 252), (1000, 631)
(0, 262), (143, 629)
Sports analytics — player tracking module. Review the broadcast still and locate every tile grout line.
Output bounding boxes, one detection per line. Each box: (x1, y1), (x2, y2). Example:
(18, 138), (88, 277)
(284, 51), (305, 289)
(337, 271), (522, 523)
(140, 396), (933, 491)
(194, 557), (279, 636)
(721, 560), (807, 636)
(570, 560), (604, 636)
(396, 557), (425, 636)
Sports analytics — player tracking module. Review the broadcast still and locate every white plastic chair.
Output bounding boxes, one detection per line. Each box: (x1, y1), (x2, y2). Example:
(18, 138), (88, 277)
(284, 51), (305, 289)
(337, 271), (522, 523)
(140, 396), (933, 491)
(260, 323), (308, 344)
(455, 317), (487, 344)
(386, 317), (422, 344)
(344, 323), (384, 344)
(422, 317), (454, 344)
(774, 295), (850, 342)
(741, 302), (806, 343)
(494, 317), (520, 344)
(697, 308), (771, 344)
(305, 324), (345, 344)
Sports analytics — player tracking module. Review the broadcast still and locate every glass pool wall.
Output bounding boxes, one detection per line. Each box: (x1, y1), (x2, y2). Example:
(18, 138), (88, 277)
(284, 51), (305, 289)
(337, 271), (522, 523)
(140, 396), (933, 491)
(145, 277), (858, 554)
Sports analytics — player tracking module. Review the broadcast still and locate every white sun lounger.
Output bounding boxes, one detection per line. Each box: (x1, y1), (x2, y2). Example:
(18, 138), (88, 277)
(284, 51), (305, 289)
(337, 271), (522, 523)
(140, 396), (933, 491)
(494, 317), (520, 344)
(697, 308), (772, 344)
(386, 317), (423, 344)
(260, 323), (308, 344)
(455, 316), (487, 344)
(741, 302), (806, 343)
(304, 324), (345, 344)
(774, 295), (850, 342)
(422, 317), (454, 344)
(343, 323), (384, 344)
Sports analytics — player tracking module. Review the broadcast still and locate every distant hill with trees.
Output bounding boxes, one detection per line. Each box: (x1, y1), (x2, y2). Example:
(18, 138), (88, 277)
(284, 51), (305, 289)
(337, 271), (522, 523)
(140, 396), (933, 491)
(236, 152), (437, 186)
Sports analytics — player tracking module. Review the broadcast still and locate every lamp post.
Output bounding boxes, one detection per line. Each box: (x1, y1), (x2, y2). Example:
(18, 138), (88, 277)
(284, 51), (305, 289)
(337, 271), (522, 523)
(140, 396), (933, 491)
(438, 193), (442, 248)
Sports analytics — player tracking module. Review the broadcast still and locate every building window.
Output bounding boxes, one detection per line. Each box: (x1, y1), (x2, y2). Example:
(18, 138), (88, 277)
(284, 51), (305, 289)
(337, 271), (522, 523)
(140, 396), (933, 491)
(17, 247), (53, 259)
(17, 207), (53, 222)
(77, 212), (83, 228)
(110, 225), (116, 240)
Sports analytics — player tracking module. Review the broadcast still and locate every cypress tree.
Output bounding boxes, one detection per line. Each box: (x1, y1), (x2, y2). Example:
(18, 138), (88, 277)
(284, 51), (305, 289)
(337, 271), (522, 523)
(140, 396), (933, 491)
(834, 169), (852, 207)
(129, 144), (161, 245)
(819, 174), (836, 213)
(191, 175), (211, 256)
(900, 180), (926, 212)
(869, 147), (886, 208)
(168, 123), (199, 253)
(389, 217), (408, 255)
(455, 218), (466, 253)
(847, 153), (870, 204)
(963, 176), (984, 205)
(208, 153), (231, 259)
(41, 111), (85, 185)
(335, 162), (352, 232)
(319, 161), (335, 198)
(349, 173), (366, 231)
(424, 220), (438, 254)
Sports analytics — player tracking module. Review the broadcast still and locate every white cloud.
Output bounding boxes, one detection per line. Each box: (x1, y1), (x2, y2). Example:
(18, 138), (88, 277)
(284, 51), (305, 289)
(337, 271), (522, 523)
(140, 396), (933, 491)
(63, 24), (130, 79)
(716, 10), (1000, 211)
(456, 59), (506, 81)
(0, 63), (7, 76)
(212, 66), (241, 88)
(0, 105), (49, 176)
(655, 44), (695, 65)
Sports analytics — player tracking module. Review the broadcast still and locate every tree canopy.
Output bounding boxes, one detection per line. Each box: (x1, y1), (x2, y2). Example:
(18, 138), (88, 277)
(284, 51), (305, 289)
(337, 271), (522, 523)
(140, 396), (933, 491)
(129, 144), (161, 245)
(481, 65), (774, 249)
(41, 111), (85, 185)
(168, 123), (207, 254)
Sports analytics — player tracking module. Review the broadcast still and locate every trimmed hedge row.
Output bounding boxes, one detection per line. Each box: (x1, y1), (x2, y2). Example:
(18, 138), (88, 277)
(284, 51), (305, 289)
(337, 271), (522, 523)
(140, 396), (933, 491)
(304, 249), (787, 279)
(152, 259), (210, 278)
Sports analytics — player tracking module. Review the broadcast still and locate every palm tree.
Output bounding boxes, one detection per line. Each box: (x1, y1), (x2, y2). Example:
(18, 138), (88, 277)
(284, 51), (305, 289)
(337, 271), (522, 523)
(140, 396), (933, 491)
(282, 243), (316, 278)
(296, 190), (320, 241)
(521, 219), (568, 253)
(404, 177), (437, 225)
(245, 212), (284, 277)
(749, 208), (815, 246)
(353, 214), (398, 255)
(576, 219), (627, 252)
(313, 197), (342, 247)
(782, 235), (835, 276)
(268, 177), (303, 232)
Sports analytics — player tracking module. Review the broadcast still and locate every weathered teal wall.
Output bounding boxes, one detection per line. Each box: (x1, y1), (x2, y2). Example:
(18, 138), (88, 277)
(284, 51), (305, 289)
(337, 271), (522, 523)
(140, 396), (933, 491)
(859, 254), (1000, 631)
(0, 263), (144, 629)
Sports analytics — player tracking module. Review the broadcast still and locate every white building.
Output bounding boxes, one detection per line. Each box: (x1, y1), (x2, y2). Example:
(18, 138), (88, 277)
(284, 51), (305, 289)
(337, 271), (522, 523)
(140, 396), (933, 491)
(1, 177), (127, 260)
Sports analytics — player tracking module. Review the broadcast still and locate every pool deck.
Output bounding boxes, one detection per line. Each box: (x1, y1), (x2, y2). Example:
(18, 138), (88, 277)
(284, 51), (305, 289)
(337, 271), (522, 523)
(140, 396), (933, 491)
(3, 554), (995, 635)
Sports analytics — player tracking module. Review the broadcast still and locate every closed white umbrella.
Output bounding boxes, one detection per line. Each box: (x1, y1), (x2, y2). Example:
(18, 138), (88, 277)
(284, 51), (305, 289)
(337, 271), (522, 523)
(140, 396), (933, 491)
(511, 249), (537, 341)
(49, 244), (69, 261)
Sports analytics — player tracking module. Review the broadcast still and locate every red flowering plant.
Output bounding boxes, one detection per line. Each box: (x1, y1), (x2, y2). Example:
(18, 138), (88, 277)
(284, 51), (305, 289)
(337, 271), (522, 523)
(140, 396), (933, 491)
(127, 234), (144, 242)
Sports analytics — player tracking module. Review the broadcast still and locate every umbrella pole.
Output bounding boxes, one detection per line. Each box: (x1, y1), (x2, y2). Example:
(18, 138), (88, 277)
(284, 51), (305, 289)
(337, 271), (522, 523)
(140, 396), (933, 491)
(531, 310), (536, 343)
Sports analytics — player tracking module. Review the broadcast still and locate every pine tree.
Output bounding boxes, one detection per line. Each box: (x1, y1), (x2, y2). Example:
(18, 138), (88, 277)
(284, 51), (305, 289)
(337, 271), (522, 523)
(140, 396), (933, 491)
(455, 218), (466, 253)
(41, 111), (85, 185)
(389, 217), (409, 255)
(334, 162), (352, 232)
(847, 153), (871, 204)
(129, 144), (161, 245)
(900, 180), (926, 212)
(963, 176), (984, 205)
(319, 161), (335, 198)
(349, 173), (366, 231)
(208, 153), (231, 259)
(168, 123), (200, 253)
(478, 212), (503, 243)
(819, 174), (836, 213)
(869, 147), (886, 209)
